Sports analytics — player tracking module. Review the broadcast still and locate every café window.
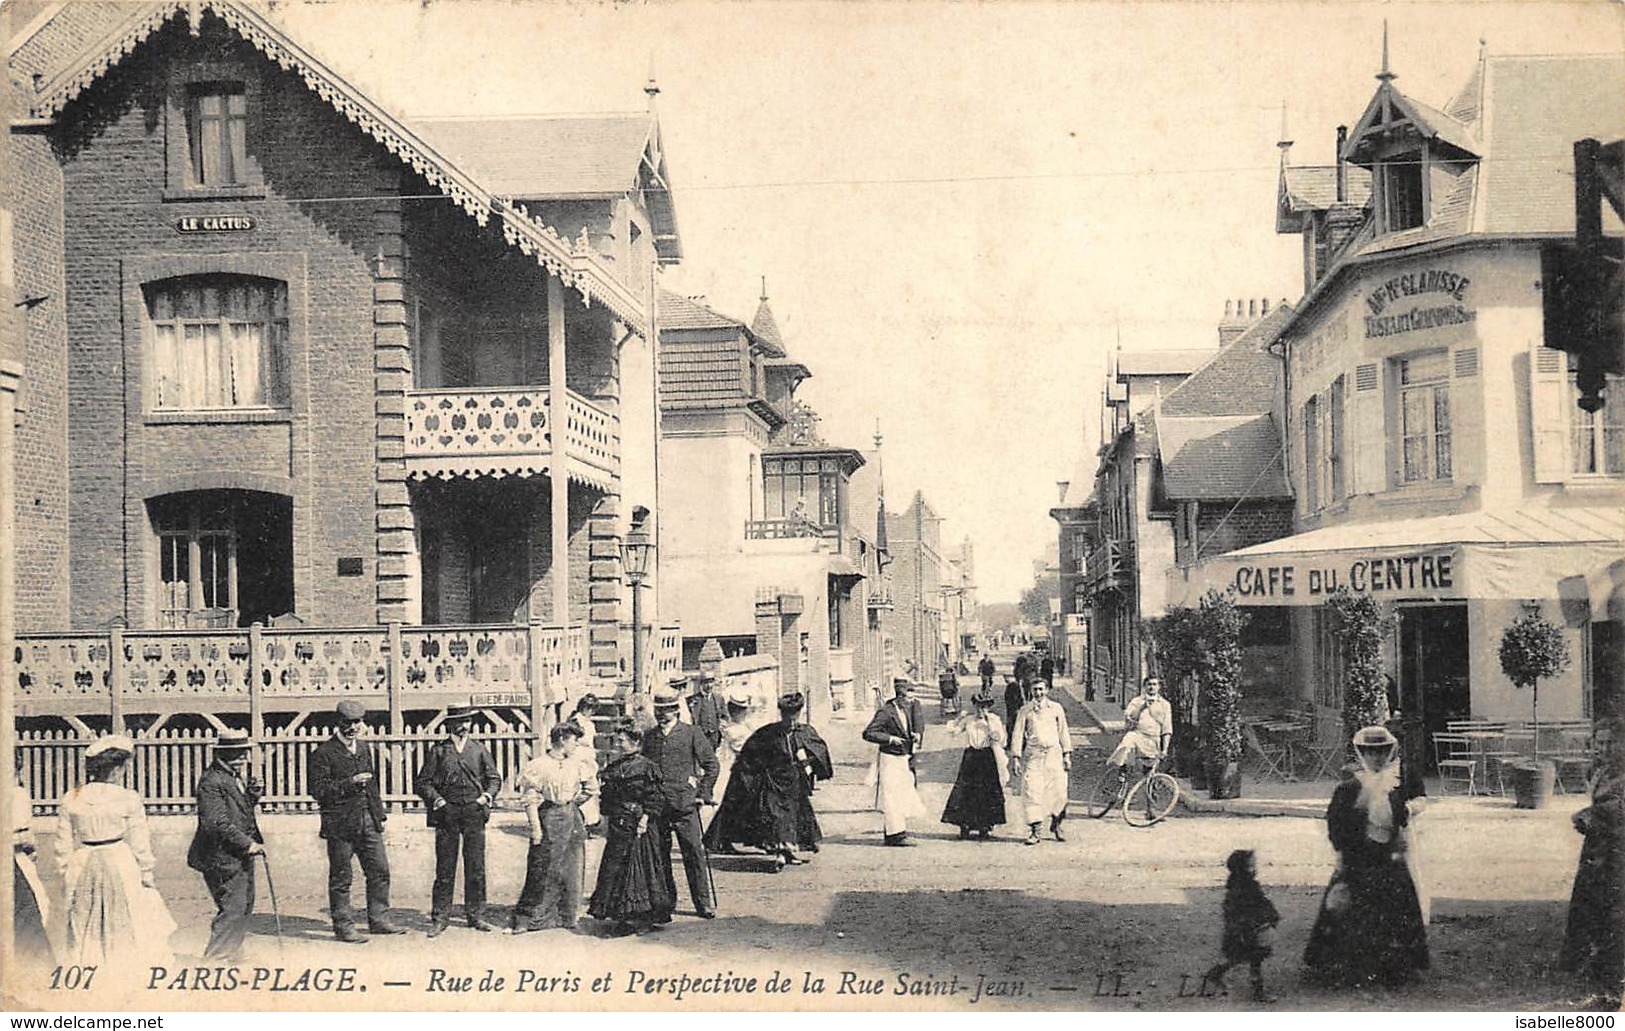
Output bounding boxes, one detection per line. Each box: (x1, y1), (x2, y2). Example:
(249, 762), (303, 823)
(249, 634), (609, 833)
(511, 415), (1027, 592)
(145, 275), (290, 410)
(186, 82), (249, 187)
(1394, 350), (1451, 483)
(761, 455), (844, 526)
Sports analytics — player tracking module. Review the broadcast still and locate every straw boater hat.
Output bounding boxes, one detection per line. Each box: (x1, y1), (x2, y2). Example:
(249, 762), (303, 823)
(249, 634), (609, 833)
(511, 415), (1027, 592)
(212, 730), (255, 754)
(443, 704), (476, 726)
(1352, 725), (1398, 750)
(726, 690), (752, 711)
(971, 688), (996, 708)
(336, 699), (367, 722)
(85, 734), (134, 760)
(653, 689), (683, 711)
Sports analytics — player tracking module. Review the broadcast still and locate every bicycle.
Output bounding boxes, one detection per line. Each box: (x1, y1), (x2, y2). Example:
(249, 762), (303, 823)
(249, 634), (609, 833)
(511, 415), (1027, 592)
(1083, 754), (1180, 826)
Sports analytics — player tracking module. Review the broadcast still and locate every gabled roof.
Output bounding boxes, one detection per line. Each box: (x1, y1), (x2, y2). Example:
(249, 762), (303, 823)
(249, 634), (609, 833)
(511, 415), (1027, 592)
(413, 113), (681, 262)
(12, 1), (651, 328)
(414, 114), (658, 198)
(1157, 414), (1292, 501)
(1114, 348), (1215, 380)
(1276, 165), (1374, 232)
(658, 291), (744, 334)
(1342, 80), (1479, 165)
(1159, 303), (1292, 418)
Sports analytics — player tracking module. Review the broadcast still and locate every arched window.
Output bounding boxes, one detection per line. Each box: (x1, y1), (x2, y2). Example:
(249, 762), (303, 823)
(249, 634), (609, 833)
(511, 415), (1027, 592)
(145, 275), (290, 410)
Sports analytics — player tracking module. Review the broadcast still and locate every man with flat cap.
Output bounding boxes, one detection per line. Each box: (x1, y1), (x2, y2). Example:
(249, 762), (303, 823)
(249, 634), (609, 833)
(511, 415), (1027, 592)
(416, 705), (501, 936)
(187, 731), (264, 962)
(309, 699), (402, 942)
(643, 683), (719, 918)
(686, 672), (724, 754)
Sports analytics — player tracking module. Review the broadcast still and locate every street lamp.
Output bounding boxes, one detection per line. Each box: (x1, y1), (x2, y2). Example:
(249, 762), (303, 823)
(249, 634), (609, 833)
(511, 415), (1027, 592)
(620, 506), (654, 701)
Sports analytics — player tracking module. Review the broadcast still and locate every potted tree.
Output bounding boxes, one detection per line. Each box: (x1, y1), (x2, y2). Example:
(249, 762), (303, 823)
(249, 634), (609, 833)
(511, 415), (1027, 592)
(1498, 606), (1570, 809)
(1196, 591), (1247, 799)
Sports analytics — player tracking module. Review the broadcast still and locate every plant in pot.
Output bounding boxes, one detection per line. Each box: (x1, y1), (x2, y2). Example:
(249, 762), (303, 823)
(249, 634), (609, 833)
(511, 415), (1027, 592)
(1325, 587), (1396, 763)
(1498, 606), (1570, 809)
(1149, 607), (1205, 789)
(1193, 591), (1247, 799)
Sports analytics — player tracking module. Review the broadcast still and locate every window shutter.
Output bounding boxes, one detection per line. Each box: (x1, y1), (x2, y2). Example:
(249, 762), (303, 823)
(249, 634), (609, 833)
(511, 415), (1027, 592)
(1451, 350), (1483, 486)
(1530, 343), (1568, 483)
(1349, 362), (1387, 493)
(1453, 347), (1479, 378)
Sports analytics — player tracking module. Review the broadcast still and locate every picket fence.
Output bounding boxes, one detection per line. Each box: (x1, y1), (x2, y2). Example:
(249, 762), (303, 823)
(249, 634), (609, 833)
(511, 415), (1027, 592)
(16, 724), (541, 815)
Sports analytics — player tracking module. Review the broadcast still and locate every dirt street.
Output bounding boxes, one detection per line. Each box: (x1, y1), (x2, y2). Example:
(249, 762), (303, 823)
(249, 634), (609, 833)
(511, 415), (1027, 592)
(14, 672), (1599, 1012)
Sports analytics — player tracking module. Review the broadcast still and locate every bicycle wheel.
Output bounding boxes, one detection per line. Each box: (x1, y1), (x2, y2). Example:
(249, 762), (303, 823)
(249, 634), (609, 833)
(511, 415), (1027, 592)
(1083, 765), (1123, 819)
(1123, 772), (1180, 827)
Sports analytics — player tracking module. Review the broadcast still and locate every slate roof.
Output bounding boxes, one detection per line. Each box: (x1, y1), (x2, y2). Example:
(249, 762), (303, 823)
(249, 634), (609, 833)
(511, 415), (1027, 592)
(1280, 165), (1373, 211)
(412, 114), (656, 198)
(1159, 303), (1293, 419)
(1158, 414), (1292, 501)
(750, 298), (788, 357)
(1115, 349), (1216, 379)
(658, 291), (744, 333)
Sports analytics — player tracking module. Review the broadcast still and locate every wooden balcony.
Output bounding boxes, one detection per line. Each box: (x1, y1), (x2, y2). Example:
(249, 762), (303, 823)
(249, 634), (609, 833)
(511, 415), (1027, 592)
(13, 622), (589, 720)
(405, 386), (615, 488)
(1084, 538), (1134, 594)
(744, 516), (826, 540)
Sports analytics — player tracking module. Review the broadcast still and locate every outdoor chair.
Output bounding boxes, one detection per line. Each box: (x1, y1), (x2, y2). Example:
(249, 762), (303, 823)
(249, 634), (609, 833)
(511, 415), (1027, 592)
(1431, 732), (1478, 796)
(1551, 730), (1594, 793)
(1242, 723), (1293, 783)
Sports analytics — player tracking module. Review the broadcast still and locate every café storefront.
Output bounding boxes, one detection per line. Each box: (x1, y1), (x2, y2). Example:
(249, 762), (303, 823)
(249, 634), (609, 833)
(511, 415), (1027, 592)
(1167, 508), (1624, 735)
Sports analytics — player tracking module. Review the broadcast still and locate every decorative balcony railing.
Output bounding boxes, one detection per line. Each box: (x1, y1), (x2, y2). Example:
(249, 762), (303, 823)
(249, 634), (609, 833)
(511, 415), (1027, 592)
(744, 517), (825, 540)
(1084, 538), (1133, 593)
(14, 622), (589, 720)
(405, 386), (615, 488)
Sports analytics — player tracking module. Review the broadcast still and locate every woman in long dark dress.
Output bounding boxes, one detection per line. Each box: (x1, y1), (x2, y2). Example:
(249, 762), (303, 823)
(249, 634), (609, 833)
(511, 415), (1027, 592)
(704, 692), (832, 870)
(588, 719), (676, 936)
(1304, 725), (1429, 987)
(1559, 724), (1623, 1009)
(941, 689), (1007, 839)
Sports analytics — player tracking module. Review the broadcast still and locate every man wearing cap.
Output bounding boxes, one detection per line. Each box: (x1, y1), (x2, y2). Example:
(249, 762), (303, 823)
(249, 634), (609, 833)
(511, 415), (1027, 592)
(187, 731), (264, 962)
(642, 686), (719, 918)
(309, 700), (402, 943)
(862, 678), (927, 846)
(415, 705), (502, 936)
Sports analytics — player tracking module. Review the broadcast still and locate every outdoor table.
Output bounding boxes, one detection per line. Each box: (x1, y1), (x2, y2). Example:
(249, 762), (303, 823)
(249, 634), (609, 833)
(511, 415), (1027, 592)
(1261, 720), (1312, 778)
(1459, 730), (1506, 794)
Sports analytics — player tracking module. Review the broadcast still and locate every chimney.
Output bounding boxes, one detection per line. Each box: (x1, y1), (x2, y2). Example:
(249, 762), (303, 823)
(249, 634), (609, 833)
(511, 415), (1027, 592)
(1262, 298), (1271, 314)
(1056, 481), (1070, 504)
(1335, 126), (1348, 203)
(1218, 294), (1252, 346)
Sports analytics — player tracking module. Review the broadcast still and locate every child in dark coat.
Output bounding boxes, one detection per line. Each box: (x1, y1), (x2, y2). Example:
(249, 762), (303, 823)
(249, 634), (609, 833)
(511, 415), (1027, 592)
(1205, 849), (1281, 1003)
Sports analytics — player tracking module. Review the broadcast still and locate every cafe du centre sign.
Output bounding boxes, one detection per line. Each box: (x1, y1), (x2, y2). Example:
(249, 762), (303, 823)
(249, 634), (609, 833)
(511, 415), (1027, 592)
(1172, 547), (1464, 607)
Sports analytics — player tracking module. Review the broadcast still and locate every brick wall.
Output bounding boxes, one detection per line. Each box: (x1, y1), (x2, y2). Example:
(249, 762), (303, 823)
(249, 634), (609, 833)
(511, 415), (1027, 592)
(52, 23), (396, 628)
(1188, 501), (1295, 564)
(5, 72), (70, 632)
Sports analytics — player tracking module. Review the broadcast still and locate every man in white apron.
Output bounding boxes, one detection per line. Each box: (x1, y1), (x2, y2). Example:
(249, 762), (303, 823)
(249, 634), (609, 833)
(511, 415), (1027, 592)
(862, 678), (927, 846)
(1108, 675), (1172, 771)
(1012, 680), (1073, 844)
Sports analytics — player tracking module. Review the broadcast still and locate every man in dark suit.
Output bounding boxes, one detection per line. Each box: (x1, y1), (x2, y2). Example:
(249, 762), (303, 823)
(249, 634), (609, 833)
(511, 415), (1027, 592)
(862, 678), (926, 845)
(309, 699), (403, 943)
(686, 673), (724, 754)
(642, 687), (719, 918)
(415, 704), (502, 936)
(978, 654), (996, 691)
(187, 731), (264, 963)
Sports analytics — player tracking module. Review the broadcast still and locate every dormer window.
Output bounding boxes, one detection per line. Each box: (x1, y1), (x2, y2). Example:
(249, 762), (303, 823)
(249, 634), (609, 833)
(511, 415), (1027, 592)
(1379, 156), (1425, 232)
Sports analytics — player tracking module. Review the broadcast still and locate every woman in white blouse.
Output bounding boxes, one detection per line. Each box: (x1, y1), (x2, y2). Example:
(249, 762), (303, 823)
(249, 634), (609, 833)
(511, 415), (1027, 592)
(509, 722), (597, 933)
(54, 735), (176, 971)
(940, 689), (1009, 840)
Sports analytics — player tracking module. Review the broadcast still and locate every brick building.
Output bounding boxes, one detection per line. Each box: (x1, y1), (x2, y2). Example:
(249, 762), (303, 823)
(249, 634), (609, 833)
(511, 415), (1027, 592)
(885, 490), (947, 680)
(6, 1), (677, 732)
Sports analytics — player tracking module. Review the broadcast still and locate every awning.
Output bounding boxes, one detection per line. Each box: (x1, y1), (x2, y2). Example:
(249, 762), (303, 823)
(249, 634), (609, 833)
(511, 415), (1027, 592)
(1167, 507), (1625, 611)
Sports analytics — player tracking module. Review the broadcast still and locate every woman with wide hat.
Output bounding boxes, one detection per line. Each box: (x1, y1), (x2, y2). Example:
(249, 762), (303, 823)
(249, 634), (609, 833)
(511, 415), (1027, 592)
(941, 688), (1008, 840)
(1304, 725), (1429, 987)
(588, 718), (676, 935)
(56, 735), (176, 972)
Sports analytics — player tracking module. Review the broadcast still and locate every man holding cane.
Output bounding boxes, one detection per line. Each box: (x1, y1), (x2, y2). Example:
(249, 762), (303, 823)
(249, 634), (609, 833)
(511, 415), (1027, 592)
(187, 731), (264, 962)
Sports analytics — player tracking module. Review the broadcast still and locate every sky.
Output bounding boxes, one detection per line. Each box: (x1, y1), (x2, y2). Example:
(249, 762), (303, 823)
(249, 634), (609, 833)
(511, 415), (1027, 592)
(275, 0), (1624, 603)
